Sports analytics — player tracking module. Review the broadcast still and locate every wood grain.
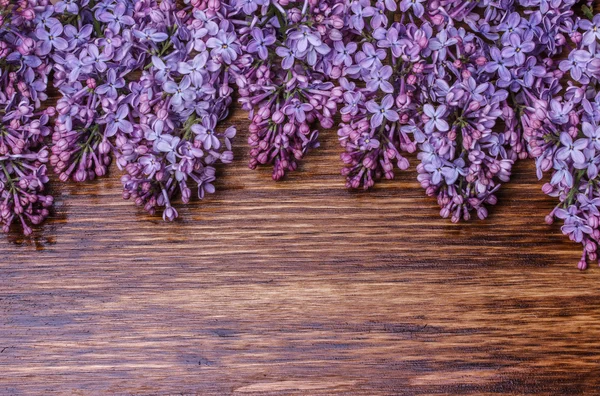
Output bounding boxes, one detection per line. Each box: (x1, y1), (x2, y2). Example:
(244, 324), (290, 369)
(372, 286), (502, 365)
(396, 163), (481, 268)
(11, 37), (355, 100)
(1, 106), (600, 394)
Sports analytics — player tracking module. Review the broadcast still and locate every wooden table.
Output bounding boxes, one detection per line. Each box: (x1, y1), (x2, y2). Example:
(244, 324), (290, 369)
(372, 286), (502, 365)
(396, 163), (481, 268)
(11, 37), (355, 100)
(1, 109), (599, 394)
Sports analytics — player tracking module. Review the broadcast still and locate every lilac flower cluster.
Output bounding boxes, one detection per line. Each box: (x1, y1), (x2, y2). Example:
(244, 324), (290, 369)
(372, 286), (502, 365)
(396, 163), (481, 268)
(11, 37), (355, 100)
(48, 0), (137, 184)
(233, 0), (345, 180)
(0, 1), (54, 236)
(39, 0), (237, 222)
(525, 9), (600, 270)
(337, 0), (573, 222)
(115, 0), (237, 221)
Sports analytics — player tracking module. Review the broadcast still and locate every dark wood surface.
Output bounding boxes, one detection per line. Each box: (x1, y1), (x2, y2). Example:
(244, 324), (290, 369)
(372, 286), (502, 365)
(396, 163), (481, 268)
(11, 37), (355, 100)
(2, 103), (600, 394)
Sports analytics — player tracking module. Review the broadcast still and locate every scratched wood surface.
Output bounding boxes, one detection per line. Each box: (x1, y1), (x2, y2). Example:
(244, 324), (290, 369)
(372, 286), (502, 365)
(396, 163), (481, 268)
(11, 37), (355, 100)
(2, 105), (600, 395)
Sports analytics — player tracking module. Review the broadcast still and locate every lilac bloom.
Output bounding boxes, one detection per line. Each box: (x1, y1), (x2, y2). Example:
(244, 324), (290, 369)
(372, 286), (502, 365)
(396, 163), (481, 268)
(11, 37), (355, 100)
(556, 205), (584, 224)
(562, 221), (592, 243)
(520, 56), (546, 87)
(288, 26), (322, 53)
(246, 28), (276, 60)
(551, 159), (574, 187)
(191, 116), (220, 150)
(579, 15), (600, 46)
(573, 148), (600, 179)
(163, 76), (195, 108)
(577, 194), (600, 216)
(206, 31), (239, 63)
(548, 99), (573, 124)
(96, 69), (125, 98)
(359, 134), (380, 151)
(583, 122), (600, 149)
(97, 2), (134, 33)
(366, 65), (394, 93)
(283, 99), (313, 123)
(378, 27), (403, 58)
(156, 135), (181, 164)
(429, 29), (458, 61)
(423, 104), (449, 133)
(501, 33), (535, 65)
(358, 43), (386, 69)
(34, 7), (60, 29)
(333, 41), (357, 67)
(399, 0), (425, 17)
(178, 53), (208, 86)
(350, 2), (374, 31)
(82, 44), (111, 72)
(557, 206), (592, 243)
(105, 105), (133, 137)
(366, 95), (399, 128)
(559, 50), (592, 81)
(519, 11), (542, 37)
(150, 56), (174, 83)
(424, 157), (459, 185)
(401, 124), (426, 143)
(133, 28), (169, 43)
(556, 132), (588, 164)
(463, 77), (488, 102)
(368, 5), (388, 29)
(340, 92), (362, 116)
(275, 46), (295, 69)
(139, 154), (161, 176)
(192, 10), (219, 36)
(54, 0), (78, 13)
(484, 47), (515, 81)
(98, 30), (123, 54)
(64, 24), (93, 48)
(497, 12), (523, 39)
(36, 24), (68, 55)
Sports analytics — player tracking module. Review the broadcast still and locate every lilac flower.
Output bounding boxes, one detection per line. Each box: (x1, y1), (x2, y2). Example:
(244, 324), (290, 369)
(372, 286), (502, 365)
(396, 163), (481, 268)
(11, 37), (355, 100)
(573, 148), (600, 179)
(105, 105), (133, 137)
(559, 50), (592, 81)
(556, 132), (588, 164)
(424, 157), (456, 185)
(340, 92), (362, 116)
(399, 0), (425, 17)
(579, 15), (600, 46)
(96, 69), (125, 99)
(484, 47), (515, 81)
(246, 29), (275, 60)
(283, 99), (313, 123)
(423, 105), (449, 133)
(288, 26), (323, 53)
(275, 46), (296, 69)
(192, 116), (220, 150)
(548, 100), (573, 124)
(429, 30), (458, 61)
(577, 194), (600, 216)
(36, 24), (68, 55)
(366, 95), (399, 128)
(501, 33), (535, 65)
(163, 76), (195, 108)
(82, 44), (111, 72)
(207, 31), (239, 63)
(366, 65), (393, 93)
(133, 28), (169, 43)
(582, 122), (600, 149)
(333, 41), (357, 67)
(97, 2), (135, 33)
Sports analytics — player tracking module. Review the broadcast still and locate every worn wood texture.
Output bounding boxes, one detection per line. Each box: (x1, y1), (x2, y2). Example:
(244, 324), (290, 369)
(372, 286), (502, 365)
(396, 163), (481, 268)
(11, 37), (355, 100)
(1, 105), (600, 395)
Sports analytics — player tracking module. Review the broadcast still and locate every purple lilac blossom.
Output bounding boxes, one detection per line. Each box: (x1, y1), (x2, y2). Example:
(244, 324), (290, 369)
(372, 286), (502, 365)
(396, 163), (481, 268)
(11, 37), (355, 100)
(0, 0), (54, 236)
(232, 0), (345, 180)
(524, 7), (600, 270)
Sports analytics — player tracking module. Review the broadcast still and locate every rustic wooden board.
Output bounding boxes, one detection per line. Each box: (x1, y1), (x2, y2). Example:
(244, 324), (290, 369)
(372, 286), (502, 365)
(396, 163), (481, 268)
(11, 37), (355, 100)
(2, 106), (600, 394)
